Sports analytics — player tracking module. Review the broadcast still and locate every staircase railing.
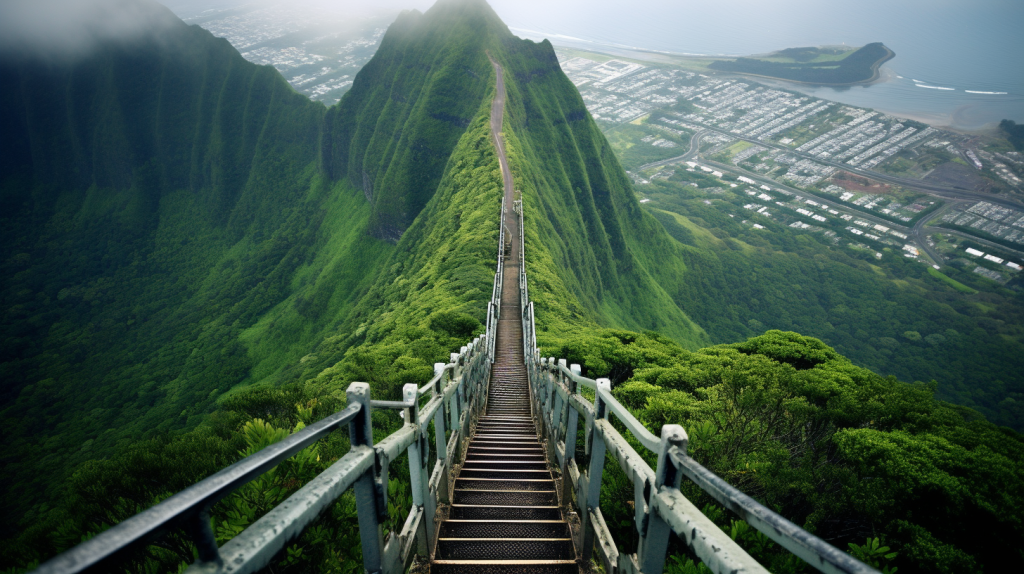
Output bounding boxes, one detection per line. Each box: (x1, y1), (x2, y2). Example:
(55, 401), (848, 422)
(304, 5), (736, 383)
(31, 200), (511, 574)
(516, 199), (878, 574)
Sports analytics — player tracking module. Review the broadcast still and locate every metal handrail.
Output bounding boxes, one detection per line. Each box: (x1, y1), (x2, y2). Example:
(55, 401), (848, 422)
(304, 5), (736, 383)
(32, 403), (362, 573)
(518, 213), (877, 574)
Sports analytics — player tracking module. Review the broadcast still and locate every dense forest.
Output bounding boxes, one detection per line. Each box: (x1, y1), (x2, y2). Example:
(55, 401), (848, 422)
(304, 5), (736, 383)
(544, 329), (1024, 574)
(1, 0), (1021, 572)
(708, 42), (893, 84)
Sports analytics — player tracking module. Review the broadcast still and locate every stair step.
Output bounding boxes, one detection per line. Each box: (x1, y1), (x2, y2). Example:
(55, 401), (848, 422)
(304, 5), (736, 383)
(468, 447), (544, 456)
(463, 460), (548, 470)
(454, 478), (555, 491)
(439, 520), (570, 539)
(436, 538), (575, 560)
(459, 469), (551, 480)
(432, 560), (577, 574)
(450, 504), (562, 520)
(453, 489), (557, 505)
(467, 453), (545, 461)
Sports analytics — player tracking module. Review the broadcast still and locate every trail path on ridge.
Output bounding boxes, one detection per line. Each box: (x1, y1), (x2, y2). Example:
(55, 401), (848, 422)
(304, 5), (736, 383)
(489, 57), (519, 264)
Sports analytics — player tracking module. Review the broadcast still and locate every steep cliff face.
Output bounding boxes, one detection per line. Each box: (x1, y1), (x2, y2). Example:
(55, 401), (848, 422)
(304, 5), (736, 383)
(0, 0), (346, 527)
(320, 0), (510, 241)
(492, 36), (708, 347)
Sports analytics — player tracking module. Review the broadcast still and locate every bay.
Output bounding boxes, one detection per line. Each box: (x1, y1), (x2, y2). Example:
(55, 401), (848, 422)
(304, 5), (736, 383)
(488, 0), (1024, 130)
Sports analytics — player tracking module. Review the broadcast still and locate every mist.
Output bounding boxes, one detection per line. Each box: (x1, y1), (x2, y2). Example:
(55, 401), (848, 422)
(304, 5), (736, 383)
(0, 0), (191, 58)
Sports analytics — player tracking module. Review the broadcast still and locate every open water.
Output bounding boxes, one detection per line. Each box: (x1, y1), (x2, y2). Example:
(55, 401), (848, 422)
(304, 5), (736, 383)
(490, 0), (1024, 130)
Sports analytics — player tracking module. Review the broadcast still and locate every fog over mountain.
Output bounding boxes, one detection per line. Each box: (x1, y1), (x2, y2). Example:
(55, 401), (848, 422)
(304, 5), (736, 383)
(0, 0), (187, 57)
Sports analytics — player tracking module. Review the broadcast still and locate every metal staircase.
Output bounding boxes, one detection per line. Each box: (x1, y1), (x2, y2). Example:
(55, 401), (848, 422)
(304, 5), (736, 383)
(432, 217), (578, 573)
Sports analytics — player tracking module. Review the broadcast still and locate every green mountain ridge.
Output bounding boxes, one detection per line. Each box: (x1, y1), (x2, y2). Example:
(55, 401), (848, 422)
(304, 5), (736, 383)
(0, 0), (706, 534)
(0, 1), (1022, 572)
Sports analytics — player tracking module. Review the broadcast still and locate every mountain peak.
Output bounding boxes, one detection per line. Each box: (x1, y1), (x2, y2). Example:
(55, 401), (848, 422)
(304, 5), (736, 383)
(320, 0), (512, 241)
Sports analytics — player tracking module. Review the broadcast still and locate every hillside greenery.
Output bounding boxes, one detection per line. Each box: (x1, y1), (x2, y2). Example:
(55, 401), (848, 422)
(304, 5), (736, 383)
(1000, 119), (1024, 151)
(0, 1), (1021, 573)
(540, 329), (1023, 574)
(625, 170), (1024, 430)
(320, 1), (507, 240)
(0, 0), (503, 539)
(708, 43), (893, 84)
(497, 35), (708, 347)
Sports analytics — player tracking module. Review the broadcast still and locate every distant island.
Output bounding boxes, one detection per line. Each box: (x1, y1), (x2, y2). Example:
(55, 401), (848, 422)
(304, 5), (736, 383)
(708, 42), (894, 85)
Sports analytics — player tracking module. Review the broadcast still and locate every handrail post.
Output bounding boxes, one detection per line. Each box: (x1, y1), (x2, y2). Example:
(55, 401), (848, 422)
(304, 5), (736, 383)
(449, 352), (461, 435)
(560, 365), (581, 505)
(639, 424), (689, 574)
(457, 347), (470, 437)
(581, 378), (611, 563)
(551, 360), (566, 462)
(404, 384), (432, 555)
(433, 363), (450, 505)
(187, 507), (221, 568)
(347, 382), (384, 574)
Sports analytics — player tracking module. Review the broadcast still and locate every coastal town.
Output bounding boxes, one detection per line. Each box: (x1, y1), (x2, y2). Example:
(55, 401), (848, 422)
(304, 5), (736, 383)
(554, 50), (1024, 286)
(185, 4), (387, 104)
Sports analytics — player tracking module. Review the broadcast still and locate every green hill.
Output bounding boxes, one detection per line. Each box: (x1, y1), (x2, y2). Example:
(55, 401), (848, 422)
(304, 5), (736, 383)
(0, 0), (705, 540)
(0, 2), (1021, 572)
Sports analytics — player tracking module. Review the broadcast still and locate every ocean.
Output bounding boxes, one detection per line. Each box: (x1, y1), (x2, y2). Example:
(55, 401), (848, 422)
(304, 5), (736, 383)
(489, 0), (1024, 130)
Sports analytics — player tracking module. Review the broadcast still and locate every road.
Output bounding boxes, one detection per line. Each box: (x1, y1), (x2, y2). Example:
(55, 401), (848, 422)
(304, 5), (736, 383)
(636, 130), (706, 171)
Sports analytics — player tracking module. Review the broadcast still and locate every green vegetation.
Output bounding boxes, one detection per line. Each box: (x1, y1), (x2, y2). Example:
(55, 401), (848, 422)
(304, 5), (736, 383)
(1000, 119), (1024, 151)
(632, 175), (1024, 430)
(709, 43), (893, 85)
(602, 120), (693, 171)
(0, 0), (503, 544)
(320, 2), (506, 240)
(762, 45), (856, 63)
(927, 267), (977, 294)
(496, 36), (708, 347)
(546, 329), (1023, 574)
(0, 0), (707, 565)
(1, 2), (1021, 573)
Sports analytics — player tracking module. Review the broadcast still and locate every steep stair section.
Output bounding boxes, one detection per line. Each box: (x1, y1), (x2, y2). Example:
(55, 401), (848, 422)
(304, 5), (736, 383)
(430, 57), (578, 574)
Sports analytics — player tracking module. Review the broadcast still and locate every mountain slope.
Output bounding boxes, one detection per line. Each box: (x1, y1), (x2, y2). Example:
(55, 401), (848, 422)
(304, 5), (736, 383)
(0, 0), (375, 529)
(320, 1), (506, 240)
(493, 37), (708, 346)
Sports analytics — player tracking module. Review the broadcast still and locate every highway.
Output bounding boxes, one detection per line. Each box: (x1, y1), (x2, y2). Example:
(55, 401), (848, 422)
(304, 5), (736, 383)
(636, 129), (706, 171)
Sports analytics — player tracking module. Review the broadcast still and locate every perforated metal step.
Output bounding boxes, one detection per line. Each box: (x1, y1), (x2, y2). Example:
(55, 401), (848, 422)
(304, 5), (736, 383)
(436, 538), (575, 560)
(439, 520), (570, 539)
(454, 478), (555, 491)
(431, 560), (578, 574)
(453, 489), (557, 505)
(450, 504), (562, 520)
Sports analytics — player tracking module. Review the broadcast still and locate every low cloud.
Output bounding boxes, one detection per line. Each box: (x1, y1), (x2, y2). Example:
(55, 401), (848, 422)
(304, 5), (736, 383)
(0, 0), (182, 58)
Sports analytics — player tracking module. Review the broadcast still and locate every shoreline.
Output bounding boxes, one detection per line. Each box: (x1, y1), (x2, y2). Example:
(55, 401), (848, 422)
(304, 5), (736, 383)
(552, 43), (1015, 134)
(711, 44), (895, 87)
